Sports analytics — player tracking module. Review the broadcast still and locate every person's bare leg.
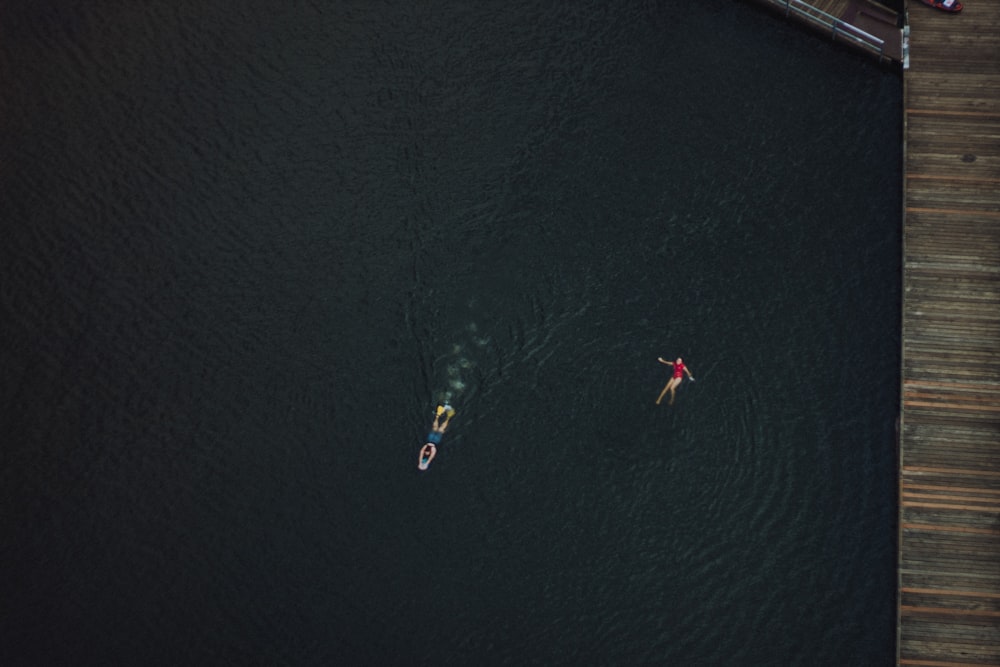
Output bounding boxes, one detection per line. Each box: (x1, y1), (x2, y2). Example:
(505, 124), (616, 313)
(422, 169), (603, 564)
(656, 378), (678, 405)
(662, 378), (680, 405)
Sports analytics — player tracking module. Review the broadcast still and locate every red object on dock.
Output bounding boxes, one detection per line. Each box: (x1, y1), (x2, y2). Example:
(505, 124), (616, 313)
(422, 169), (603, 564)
(919, 0), (963, 13)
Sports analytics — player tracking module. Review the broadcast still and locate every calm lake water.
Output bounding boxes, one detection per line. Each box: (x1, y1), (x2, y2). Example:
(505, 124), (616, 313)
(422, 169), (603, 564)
(2, 1), (901, 665)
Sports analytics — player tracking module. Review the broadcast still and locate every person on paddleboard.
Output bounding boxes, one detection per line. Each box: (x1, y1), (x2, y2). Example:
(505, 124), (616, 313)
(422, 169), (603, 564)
(419, 404), (455, 470)
(656, 356), (694, 406)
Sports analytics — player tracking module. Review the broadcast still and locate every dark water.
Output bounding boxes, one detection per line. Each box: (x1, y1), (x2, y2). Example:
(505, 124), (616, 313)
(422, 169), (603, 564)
(2, 2), (901, 665)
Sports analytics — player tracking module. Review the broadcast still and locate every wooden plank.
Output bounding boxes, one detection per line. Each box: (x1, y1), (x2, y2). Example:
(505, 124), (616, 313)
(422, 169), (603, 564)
(907, 75), (1000, 115)
(902, 454), (1000, 474)
(901, 570), (1000, 592)
(900, 438), (1000, 460)
(906, 116), (1000, 175)
(903, 484), (1000, 497)
(901, 606), (1000, 619)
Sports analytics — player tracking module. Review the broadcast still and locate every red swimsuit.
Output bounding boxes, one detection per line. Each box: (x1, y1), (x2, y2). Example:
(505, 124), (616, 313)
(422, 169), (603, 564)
(673, 362), (685, 379)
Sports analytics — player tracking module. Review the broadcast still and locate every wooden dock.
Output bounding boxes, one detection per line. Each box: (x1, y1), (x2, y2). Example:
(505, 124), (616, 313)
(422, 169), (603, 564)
(748, 0), (904, 63)
(899, 1), (1000, 665)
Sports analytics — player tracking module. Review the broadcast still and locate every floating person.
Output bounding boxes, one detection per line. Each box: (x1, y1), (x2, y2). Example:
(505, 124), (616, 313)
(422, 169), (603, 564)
(656, 356), (695, 406)
(418, 404), (455, 470)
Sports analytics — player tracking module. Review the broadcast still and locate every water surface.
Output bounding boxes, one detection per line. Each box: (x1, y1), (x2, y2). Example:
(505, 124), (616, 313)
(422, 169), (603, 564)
(2, 2), (901, 665)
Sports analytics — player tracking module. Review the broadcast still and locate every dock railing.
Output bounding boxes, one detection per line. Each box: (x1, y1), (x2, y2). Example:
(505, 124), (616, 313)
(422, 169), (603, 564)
(762, 0), (890, 62)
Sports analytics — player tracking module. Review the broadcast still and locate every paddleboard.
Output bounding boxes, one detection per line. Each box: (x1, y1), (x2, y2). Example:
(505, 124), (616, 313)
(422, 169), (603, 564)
(418, 405), (454, 470)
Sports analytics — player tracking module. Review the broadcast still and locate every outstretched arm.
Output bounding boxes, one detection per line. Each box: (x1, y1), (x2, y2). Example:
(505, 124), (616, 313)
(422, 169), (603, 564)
(657, 357), (674, 366)
(685, 366), (695, 380)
